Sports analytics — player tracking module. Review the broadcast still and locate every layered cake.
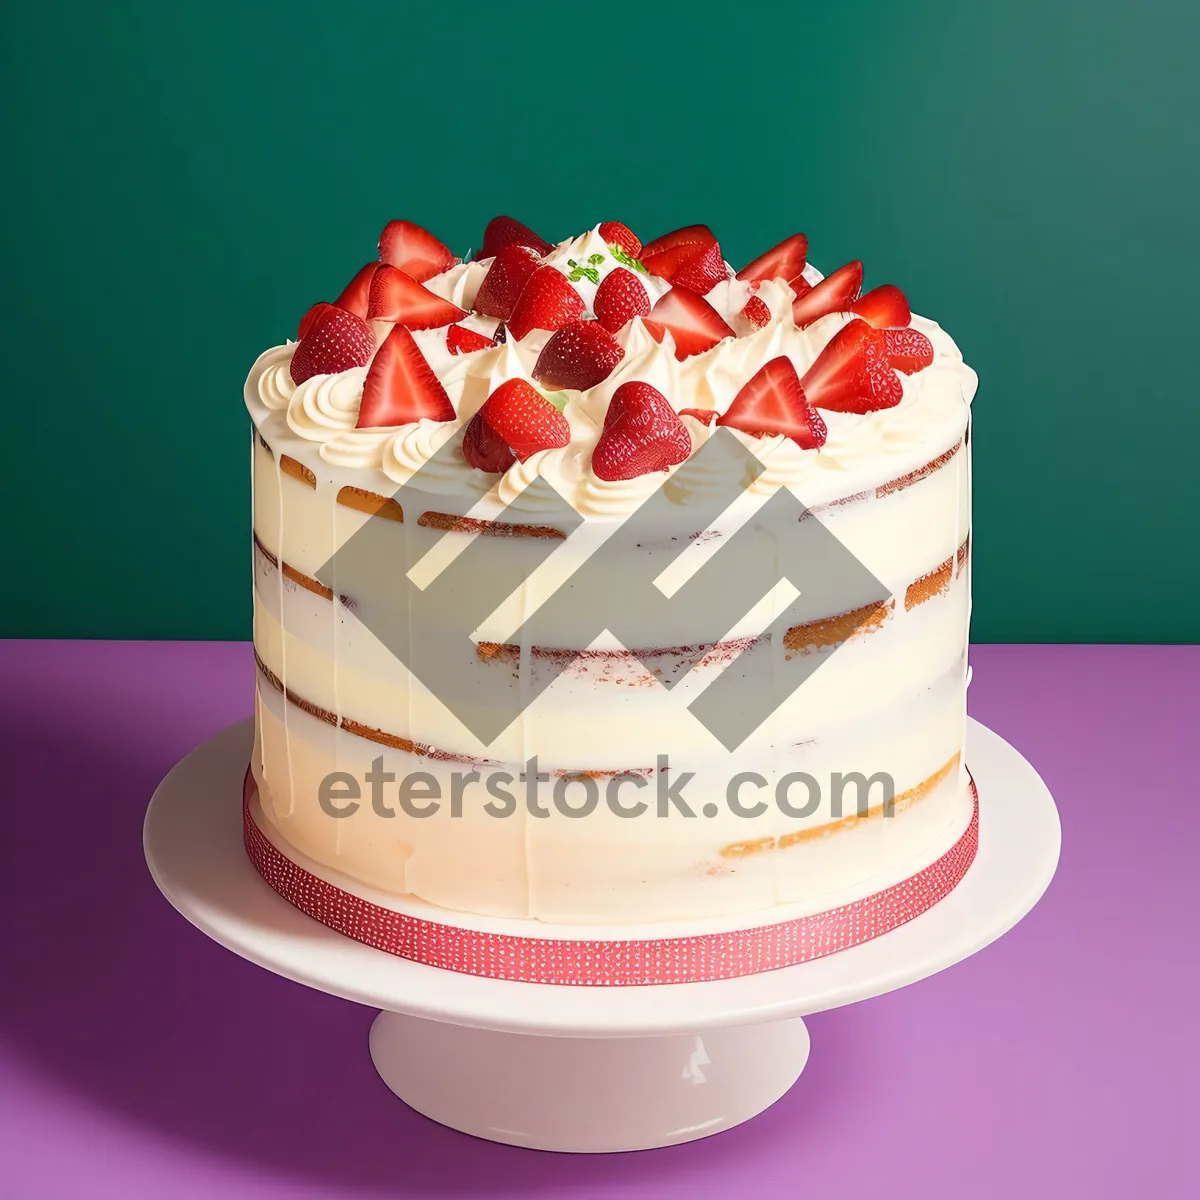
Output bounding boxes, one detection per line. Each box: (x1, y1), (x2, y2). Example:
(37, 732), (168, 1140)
(245, 216), (977, 932)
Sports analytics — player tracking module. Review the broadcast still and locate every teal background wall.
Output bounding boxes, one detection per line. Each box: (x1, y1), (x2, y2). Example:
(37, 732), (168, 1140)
(2, 0), (1196, 642)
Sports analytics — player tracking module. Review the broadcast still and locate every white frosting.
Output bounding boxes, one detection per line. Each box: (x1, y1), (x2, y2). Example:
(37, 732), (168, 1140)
(249, 343), (296, 411)
(286, 368), (370, 439)
(542, 226), (671, 314)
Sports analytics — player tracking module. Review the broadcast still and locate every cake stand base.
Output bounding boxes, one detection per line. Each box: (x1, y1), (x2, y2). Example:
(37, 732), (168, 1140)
(145, 717), (1059, 1154)
(369, 1011), (810, 1152)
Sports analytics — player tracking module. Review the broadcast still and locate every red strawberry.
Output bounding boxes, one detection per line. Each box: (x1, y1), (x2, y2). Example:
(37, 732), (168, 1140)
(791, 275), (813, 299)
(290, 306), (375, 385)
(593, 267), (651, 333)
(641, 224), (716, 261)
(644, 288), (734, 360)
(851, 284), (911, 329)
(506, 267), (585, 340)
(598, 221), (642, 257)
(334, 262), (380, 319)
(592, 381), (692, 481)
(367, 265), (467, 329)
(462, 379), (570, 471)
(672, 240), (727, 293)
(297, 301), (332, 340)
(357, 325), (454, 427)
(716, 356), (827, 448)
(642, 224), (725, 292)
(791, 260), (863, 328)
(473, 243), (542, 321)
(736, 233), (808, 285)
(377, 221), (456, 283)
(883, 327), (934, 374)
(532, 320), (624, 391)
(480, 215), (553, 260)
(800, 319), (903, 414)
(679, 407), (717, 426)
(742, 295), (772, 329)
(446, 324), (497, 355)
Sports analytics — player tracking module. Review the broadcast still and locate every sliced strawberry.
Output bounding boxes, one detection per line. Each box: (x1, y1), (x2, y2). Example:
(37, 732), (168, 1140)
(742, 295), (772, 329)
(480, 215), (553, 260)
(367, 265), (466, 329)
(297, 301), (332, 341)
(531, 320), (624, 391)
(462, 379), (570, 471)
(473, 243), (542, 321)
(377, 221), (456, 283)
(592, 381), (692, 481)
(446, 324), (497, 355)
(644, 288), (734, 360)
(593, 267), (651, 333)
(679, 407), (717, 426)
(671, 240), (727, 293)
(641, 224), (716, 261)
(791, 260), (863, 328)
(800, 319), (903, 414)
(716, 357), (826, 448)
(736, 233), (808, 285)
(791, 275), (812, 299)
(851, 284), (911, 329)
(598, 221), (642, 257)
(357, 325), (454, 427)
(642, 224), (725, 291)
(883, 327), (934, 374)
(334, 262), (380, 319)
(290, 306), (375, 385)
(506, 267), (586, 340)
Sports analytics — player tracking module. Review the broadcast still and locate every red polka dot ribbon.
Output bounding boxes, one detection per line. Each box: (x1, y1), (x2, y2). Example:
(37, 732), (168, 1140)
(243, 766), (979, 986)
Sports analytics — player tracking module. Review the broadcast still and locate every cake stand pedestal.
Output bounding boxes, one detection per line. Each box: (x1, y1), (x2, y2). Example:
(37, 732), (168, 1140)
(144, 718), (1059, 1153)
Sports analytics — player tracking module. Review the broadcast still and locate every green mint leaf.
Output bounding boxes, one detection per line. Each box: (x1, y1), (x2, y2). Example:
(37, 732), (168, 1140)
(588, 253), (605, 265)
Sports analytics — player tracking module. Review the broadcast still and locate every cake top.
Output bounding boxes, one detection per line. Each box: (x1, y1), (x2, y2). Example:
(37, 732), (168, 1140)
(246, 216), (977, 517)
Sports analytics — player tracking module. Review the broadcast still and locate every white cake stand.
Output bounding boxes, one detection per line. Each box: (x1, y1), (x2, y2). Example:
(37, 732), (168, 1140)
(144, 717), (1059, 1153)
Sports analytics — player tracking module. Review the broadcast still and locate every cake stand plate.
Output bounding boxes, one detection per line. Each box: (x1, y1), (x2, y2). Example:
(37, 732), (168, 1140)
(144, 718), (1059, 1153)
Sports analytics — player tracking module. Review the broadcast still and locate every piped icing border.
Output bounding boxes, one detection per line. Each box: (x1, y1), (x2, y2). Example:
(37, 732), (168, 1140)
(242, 765), (979, 985)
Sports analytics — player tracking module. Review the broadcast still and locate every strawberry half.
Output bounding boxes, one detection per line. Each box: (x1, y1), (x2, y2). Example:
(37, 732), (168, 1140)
(883, 327), (934, 374)
(473, 243), (542, 321)
(367, 265), (467, 329)
(736, 233), (808, 285)
(742, 295), (772, 329)
(679, 407), (717, 426)
(531, 320), (624, 391)
(791, 260), (863, 328)
(357, 325), (454, 427)
(334, 262), (380, 320)
(462, 379), (570, 472)
(377, 221), (456, 283)
(506, 267), (585, 340)
(598, 221), (642, 257)
(851, 284), (911, 329)
(641, 224), (726, 292)
(480, 216), (553, 260)
(717, 357), (826, 448)
(297, 301), (332, 340)
(593, 267), (651, 333)
(446, 324), (497, 355)
(592, 381), (692, 482)
(644, 288), (734, 360)
(290, 305), (375, 385)
(800, 320), (903, 414)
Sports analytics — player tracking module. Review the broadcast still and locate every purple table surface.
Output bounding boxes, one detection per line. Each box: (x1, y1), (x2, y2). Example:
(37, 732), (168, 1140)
(1, 641), (1196, 1198)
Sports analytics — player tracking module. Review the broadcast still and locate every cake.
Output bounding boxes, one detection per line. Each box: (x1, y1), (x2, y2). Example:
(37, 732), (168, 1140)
(244, 216), (977, 938)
